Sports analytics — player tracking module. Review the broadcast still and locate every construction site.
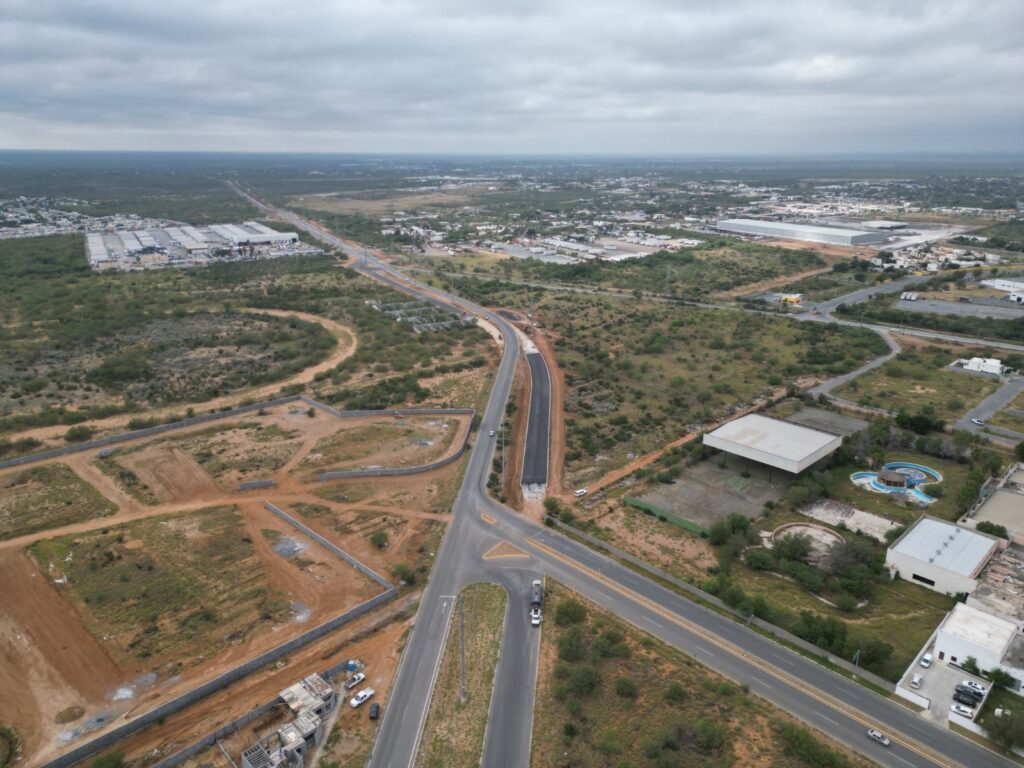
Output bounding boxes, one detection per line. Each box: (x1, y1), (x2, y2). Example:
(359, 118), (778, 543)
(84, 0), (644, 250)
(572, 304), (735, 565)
(0, 397), (475, 768)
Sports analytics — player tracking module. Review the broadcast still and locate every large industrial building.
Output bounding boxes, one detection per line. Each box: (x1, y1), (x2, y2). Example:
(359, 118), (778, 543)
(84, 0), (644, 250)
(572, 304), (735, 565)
(85, 221), (319, 271)
(715, 219), (888, 246)
(702, 413), (842, 475)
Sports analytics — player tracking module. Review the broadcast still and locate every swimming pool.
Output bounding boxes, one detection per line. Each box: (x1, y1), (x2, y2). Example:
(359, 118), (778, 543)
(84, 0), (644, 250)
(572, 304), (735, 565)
(850, 461), (942, 505)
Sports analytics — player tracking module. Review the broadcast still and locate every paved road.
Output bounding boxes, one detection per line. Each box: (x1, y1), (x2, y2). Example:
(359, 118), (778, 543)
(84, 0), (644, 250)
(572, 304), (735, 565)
(811, 327), (900, 397)
(228, 183), (1016, 768)
(897, 298), (1024, 321)
(955, 376), (1024, 443)
(813, 274), (933, 314)
(521, 352), (551, 487)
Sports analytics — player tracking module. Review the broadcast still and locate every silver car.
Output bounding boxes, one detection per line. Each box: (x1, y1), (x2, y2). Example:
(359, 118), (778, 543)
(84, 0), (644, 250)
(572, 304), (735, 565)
(867, 729), (891, 747)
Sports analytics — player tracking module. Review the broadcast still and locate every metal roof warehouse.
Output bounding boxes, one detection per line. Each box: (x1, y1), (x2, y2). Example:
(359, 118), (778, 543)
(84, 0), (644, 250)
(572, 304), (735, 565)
(702, 413), (841, 474)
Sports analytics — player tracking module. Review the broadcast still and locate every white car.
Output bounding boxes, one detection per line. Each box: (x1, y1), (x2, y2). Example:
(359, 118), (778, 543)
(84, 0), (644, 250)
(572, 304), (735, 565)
(350, 687), (375, 708)
(951, 703), (976, 719)
(489, 430), (495, 437)
(531, 607), (542, 626)
(574, 488), (588, 498)
(866, 729), (891, 747)
(962, 680), (988, 695)
(971, 418), (985, 426)
(910, 673), (922, 689)
(920, 653), (933, 668)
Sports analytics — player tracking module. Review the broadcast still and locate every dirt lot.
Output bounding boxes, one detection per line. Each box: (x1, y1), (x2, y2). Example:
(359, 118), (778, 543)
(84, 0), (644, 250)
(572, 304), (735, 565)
(289, 189), (483, 216)
(297, 414), (469, 476)
(636, 458), (790, 529)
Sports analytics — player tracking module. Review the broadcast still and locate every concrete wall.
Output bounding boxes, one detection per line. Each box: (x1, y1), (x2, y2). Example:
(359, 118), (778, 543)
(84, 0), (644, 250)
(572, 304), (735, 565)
(885, 550), (978, 596)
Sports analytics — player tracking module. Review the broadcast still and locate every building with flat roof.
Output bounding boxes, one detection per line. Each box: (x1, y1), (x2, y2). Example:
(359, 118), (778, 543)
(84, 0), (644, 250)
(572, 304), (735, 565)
(702, 413), (842, 474)
(862, 220), (909, 230)
(968, 545), (1024, 631)
(934, 602), (1018, 674)
(715, 219), (887, 246)
(963, 462), (1024, 544)
(886, 516), (999, 595)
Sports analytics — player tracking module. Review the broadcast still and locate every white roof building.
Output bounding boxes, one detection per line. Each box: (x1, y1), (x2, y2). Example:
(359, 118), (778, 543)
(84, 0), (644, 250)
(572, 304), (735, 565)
(715, 219), (887, 246)
(935, 602), (1018, 672)
(702, 414), (841, 474)
(886, 516), (999, 596)
(963, 357), (1004, 376)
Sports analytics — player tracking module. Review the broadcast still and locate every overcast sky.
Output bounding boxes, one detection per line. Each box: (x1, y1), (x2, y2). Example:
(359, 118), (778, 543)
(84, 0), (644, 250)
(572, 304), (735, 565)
(1, 0), (1021, 155)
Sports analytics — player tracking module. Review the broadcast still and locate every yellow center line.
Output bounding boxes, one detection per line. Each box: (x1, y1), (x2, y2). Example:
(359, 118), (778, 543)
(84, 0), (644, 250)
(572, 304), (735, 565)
(527, 536), (960, 768)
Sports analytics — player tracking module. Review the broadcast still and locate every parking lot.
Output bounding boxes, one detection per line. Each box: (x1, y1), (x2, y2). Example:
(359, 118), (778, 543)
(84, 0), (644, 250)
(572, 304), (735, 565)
(900, 648), (990, 725)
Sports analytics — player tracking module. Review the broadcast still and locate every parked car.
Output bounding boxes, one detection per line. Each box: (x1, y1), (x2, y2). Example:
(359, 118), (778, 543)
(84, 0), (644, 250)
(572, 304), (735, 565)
(909, 674), (922, 689)
(971, 418), (985, 426)
(344, 672), (366, 690)
(951, 703), (976, 719)
(955, 684), (983, 702)
(920, 653), (933, 668)
(350, 688), (375, 708)
(369, 702), (381, 720)
(866, 729), (891, 747)
(954, 692), (980, 707)
(962, 680), (988, 696)
(574, 488), (588, 498)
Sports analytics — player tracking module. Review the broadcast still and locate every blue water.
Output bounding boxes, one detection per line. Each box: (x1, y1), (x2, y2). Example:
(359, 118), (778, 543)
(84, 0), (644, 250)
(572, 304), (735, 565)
(850, 461), (942, 506)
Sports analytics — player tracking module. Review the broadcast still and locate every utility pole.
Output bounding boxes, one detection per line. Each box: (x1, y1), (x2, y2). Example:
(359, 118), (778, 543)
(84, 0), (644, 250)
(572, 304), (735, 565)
(459, 593), (467, 704)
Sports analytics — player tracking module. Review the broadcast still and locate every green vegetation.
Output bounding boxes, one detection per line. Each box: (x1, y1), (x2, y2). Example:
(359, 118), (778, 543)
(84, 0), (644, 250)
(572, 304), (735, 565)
(28, 505), (291, 671)
(532, 583), (870, 767)
(0, 235), (490, 443)
(778, 258), (883, 301)
(416, 583), (507, 768)
(0, 727), (20, 768)
(977, 521), (1010, 539)
(835, 341), (1002, 421)
(957, 218), (1024, 253)
(0, 463), (117, 540)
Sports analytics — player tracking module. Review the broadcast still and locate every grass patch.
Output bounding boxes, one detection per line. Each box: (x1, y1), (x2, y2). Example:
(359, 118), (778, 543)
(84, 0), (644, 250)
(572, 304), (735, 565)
(835, 341), (1000, 421)
(0, 463), (117, 539)
(532, 582), (874, 767)
(624, 496), (709, 537)
(92, 456), (159, 504)
(28, 505), (290, 671)
(416, 582), (507, 768)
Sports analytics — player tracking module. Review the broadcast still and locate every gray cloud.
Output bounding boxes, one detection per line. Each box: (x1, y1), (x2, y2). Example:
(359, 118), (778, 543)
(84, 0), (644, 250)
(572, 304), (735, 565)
(0, 0), (1021, 153)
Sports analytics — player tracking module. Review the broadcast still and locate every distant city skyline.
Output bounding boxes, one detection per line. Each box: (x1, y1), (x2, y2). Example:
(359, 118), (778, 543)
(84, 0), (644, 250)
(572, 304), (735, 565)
(1, 0), (1022, 155)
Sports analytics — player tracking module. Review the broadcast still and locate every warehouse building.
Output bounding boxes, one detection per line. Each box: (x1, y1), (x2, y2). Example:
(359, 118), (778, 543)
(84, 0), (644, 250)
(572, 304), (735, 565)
(933, 603), (1024, 691)
(885, 516), (999, 595)
(715, 219), (888, 246)
(702, 413), (841, 475)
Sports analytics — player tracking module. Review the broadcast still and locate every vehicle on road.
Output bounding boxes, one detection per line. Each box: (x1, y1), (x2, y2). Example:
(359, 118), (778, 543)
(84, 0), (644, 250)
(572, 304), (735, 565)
(910, 673), (922, 689)
(350, 688), (375, 708)
(951, 703), (976, 719)
(962, 680), (988, 695)
(531, 579), (543, 625)
(920, 653), (933, 668)
(971, 418), (985, 426)
(369, 702), (381, 720)
(344, 672), (366, 690)
(866, 729), (891, 747)
(489, 430), (496, 436)
(574, 488), (588, 497)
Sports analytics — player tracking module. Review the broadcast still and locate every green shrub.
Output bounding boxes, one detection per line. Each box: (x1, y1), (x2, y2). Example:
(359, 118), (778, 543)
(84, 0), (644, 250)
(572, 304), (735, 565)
(976, 521), (1009, 539)
(614, 677), (638, 698)
(555, 598), (587, 626)
(369, 530), (389, 548)
(745, 548), (774, 570)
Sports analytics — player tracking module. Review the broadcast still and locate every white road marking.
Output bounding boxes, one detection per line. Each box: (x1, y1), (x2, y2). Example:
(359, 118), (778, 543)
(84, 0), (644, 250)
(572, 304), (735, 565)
(893, 755), (914, 767)
(694, 645), (713, 656)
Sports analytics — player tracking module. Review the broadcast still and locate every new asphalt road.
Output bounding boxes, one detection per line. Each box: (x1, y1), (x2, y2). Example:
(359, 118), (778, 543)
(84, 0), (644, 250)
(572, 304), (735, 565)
(229, 184), (1016, 768)
(520, 352), (551, 487)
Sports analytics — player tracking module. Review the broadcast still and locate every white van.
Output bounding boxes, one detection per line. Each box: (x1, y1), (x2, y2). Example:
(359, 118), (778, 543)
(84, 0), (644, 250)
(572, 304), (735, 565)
(574, 488), (588, 498)
(920, 653), (933, 668)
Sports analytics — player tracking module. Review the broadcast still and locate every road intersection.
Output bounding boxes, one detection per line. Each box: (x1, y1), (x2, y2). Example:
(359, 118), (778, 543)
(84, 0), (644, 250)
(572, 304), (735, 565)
(229, 183), (1018, 768)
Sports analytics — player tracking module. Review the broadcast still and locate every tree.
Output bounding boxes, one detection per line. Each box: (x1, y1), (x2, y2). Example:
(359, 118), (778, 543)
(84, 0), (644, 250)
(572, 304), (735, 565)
(962, 656), (982, 676)
(774, 533), (813, 563)
(1016, 441), (1024, 462)
(976, 521), (1009, 540)
(987, 709), (1024, 752)
(65, 424), (95, 443)
(987, 667), (1017, 689)
(369, 530), (389, 549)
(555, 598), (587, 626)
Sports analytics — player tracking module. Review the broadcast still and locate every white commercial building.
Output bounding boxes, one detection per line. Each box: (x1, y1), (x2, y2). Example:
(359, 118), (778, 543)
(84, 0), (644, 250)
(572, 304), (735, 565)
(934, 603), (1024, 690)
(886, 516), (998, 596)
(960, 357), (1005, 377)
(702, 413), (841, 474)
(715, 219), (887, 246)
